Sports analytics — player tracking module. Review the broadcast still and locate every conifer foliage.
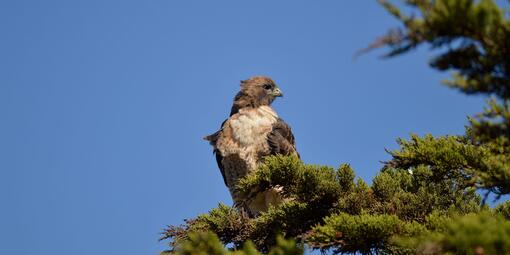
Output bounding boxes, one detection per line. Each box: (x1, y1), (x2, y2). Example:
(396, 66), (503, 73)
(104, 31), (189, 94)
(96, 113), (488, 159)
(161, 1), (510, 254)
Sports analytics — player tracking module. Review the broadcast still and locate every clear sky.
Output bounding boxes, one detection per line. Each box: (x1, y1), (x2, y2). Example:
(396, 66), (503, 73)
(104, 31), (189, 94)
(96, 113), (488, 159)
(2, 1), (507, 255)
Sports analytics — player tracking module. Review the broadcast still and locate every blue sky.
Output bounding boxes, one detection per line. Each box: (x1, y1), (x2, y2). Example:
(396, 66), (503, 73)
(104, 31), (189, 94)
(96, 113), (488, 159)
(1, 1), (507, 254)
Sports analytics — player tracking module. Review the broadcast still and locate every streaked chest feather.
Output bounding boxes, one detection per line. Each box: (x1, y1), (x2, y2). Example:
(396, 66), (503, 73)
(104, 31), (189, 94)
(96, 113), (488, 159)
(228, 106), (278, 147)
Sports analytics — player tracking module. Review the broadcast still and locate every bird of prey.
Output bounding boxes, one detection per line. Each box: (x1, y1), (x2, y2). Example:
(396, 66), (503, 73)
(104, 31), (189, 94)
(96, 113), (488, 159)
(204, 76), (299, 216)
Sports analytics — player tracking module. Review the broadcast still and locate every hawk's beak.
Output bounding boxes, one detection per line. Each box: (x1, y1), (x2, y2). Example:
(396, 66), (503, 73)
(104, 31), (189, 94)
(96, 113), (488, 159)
(273, 87), (283, 97)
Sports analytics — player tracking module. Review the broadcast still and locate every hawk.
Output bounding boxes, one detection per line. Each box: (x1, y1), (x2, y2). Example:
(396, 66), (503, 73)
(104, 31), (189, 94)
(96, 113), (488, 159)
(204, 76), (299, 216)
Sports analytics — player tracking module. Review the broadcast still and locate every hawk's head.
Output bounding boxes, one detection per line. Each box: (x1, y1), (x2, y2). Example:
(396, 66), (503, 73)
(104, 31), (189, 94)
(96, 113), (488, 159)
(230, 76), (283, 115)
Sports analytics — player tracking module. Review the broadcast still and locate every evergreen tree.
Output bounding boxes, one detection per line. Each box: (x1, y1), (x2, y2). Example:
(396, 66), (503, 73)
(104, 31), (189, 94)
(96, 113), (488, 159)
(161, 1), (510, 254)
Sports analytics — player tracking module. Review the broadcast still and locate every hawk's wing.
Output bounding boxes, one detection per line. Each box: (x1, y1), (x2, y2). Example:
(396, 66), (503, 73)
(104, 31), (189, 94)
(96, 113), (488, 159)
(267, 118), (300, 158)
(204, 119), (228, 186)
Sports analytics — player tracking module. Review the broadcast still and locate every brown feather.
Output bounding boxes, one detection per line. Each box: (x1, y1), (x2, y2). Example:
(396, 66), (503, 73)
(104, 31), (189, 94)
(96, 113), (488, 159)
(267, 118), (300, 158)
(204, 120), (228, 186)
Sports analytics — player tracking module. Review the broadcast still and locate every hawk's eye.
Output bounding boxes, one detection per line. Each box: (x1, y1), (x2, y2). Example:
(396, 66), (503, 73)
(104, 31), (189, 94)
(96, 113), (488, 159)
(263, 84), (272, 90)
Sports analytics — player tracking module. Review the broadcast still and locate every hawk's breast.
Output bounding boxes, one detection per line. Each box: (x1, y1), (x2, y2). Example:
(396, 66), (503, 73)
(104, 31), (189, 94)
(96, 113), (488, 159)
(216, 106), (278, 172)
(229, 106), (278, 146)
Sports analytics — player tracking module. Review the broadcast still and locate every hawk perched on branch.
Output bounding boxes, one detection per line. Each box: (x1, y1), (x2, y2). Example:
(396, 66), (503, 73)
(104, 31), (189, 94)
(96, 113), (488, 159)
(204, 76), (299, 216)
